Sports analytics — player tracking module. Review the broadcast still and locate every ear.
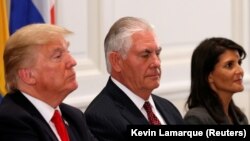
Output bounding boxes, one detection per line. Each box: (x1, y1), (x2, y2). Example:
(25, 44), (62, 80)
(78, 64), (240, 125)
(208, 72), (214, 83)
(109, 52), (122, 72)
(18, 68), (36, 84)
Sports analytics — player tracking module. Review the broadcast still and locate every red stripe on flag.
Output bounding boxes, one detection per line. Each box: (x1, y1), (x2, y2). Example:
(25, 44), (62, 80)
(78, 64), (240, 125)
(50, 5), (55, 24)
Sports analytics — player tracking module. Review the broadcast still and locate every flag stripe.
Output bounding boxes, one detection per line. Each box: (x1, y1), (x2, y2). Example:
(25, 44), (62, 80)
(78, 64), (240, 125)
(50, 5), (55, 24)
(0, 0), (9, 96)
(9, 0), (45, 34)
(9, 0), (55, 34)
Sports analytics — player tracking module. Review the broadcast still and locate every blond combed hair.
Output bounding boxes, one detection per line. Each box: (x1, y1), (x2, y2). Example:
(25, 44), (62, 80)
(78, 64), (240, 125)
(4, 23), (72, 91)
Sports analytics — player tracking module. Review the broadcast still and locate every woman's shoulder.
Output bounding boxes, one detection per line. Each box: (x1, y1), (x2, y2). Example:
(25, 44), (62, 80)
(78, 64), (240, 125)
(184, 106), (217, 124)
(185, 107), (208, 114)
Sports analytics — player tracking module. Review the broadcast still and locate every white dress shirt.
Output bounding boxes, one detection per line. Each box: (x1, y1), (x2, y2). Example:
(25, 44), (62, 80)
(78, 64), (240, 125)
(111, 77), (166, 125)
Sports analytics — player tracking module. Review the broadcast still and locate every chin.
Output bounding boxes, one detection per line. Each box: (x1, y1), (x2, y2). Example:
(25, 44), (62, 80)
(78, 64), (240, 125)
(68, 84), (78, 91)
(149, 83), (160, 89)
(239, 88), (244, 92)
(235, 87), (244, 92)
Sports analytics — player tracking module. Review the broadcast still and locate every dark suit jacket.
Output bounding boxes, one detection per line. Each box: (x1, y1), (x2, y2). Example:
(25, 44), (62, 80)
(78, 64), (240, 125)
(0, 89), (97, 141)
(184, 106), (249, 125)
(84, 78), (184, 141)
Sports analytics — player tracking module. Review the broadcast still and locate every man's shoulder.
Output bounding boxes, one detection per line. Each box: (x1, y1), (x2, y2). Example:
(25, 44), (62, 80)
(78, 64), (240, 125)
(152, 94), (173, 104)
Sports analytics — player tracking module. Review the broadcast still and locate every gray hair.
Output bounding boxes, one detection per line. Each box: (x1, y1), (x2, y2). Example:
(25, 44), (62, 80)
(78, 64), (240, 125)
(104, 16), (155, 74)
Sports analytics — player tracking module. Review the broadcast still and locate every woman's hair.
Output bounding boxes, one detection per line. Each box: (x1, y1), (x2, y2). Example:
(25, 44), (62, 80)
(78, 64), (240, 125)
(4, 23), (72, 91)
(104, 16), (155, 74)
(186, 37), (247, 123)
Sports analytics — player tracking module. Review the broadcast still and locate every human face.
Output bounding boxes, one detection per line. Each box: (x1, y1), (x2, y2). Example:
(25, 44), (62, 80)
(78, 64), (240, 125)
(208, 50), (244, 96)
(120, 31), (161, 96)
(32, 37), (78, 96)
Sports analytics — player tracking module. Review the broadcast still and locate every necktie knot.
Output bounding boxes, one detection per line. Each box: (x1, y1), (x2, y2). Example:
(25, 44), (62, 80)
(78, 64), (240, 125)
(51, 110), (70, 141)
(143, 101), (161, 125)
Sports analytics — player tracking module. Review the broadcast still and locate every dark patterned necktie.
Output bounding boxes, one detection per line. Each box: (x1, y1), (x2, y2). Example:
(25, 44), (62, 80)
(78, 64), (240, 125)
(143, 101), (161, 125)
(51, 110), (70, 141)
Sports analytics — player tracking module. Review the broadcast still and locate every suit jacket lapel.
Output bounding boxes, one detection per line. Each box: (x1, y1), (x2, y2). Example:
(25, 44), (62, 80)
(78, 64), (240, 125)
(33, 117), (58, 141)
(152, 96), (173, 125)
(106, 78), (149, 124)
(10, 90), (59, 140)
(59, 105), (80, 141)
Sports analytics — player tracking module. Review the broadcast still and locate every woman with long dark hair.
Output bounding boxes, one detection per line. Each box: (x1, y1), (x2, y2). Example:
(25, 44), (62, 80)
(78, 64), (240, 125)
(184, 37), (248, 124)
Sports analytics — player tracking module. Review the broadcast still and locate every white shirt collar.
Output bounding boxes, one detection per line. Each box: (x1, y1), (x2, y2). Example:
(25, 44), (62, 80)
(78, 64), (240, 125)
(111, 77), (166, 124)
(22, 92), (60, 123)
(111, 77), (154, 110)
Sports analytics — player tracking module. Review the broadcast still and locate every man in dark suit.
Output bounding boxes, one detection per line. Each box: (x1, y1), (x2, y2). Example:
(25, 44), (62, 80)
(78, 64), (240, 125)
(84, 16), (184, 141)
(0, 24), (96, 141)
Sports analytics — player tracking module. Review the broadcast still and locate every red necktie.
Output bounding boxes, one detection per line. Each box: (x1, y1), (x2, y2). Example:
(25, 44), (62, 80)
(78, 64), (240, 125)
(143, 101), (161, 125)
(51, 110), (70, 141)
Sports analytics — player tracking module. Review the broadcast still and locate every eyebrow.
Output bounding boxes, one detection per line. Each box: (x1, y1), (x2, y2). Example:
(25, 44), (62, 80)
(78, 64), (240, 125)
(52, 42), (69, 53)
(142, 46), (162, 52)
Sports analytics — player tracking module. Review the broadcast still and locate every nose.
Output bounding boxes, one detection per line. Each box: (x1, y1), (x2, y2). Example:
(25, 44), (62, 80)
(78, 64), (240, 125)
(236, 64), (244, 75)
(66, 54), (77, 68)
(150, 53), (161, 68)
